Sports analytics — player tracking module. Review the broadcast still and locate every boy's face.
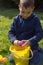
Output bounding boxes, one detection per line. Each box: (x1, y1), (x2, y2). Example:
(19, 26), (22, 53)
(19, 5), (34, 19)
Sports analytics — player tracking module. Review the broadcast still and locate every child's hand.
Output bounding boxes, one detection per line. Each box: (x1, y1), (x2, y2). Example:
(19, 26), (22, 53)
(13, 40), (31, 46)
(22, 40), (31, 46)
(13, 40), (24, 46)
(13, 40), (19, 46)
(14, 40), (25, 46)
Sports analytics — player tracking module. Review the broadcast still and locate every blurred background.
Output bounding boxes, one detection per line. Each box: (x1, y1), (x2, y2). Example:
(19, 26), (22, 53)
(0, 0), (43, 11)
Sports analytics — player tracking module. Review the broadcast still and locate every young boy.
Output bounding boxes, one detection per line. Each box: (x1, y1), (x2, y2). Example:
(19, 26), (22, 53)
(8, 0), (43, 65)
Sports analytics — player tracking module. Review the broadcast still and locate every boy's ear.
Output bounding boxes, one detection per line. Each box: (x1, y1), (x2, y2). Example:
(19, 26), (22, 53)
(32, 6), (35, 11)
(33, 6), (35, 9)
(18, 4), (21, 10)
(33, 6), (35, 10)
(18, 4), (19, 7)
(18, 4), (20, 8)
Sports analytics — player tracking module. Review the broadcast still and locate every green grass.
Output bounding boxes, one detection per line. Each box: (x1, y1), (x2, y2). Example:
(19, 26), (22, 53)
(0, 8), (43, 65)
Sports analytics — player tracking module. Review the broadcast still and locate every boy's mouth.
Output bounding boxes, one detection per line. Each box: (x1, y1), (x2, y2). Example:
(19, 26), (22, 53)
(22, 16), (28, 19)
(22, 15), (30, 19)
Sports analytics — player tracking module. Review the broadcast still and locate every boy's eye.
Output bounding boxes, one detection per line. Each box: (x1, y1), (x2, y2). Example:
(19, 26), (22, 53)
(27, 12), (31, 14)
(27, 12), (30, 13)
(22, 11), (25, 13)
(21, 11), (31, 14)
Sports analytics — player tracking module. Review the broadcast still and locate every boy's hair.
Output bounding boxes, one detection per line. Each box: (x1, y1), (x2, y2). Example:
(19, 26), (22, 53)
(19, 0), (34, 8)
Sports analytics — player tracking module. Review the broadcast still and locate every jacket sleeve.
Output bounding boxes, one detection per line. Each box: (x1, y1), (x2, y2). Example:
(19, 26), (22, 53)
(8, 18), (17, 44)
(29, 17), (43, 46)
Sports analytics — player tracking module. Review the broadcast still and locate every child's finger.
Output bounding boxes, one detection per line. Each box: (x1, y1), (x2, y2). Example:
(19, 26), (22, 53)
(22, 42), (27, 46)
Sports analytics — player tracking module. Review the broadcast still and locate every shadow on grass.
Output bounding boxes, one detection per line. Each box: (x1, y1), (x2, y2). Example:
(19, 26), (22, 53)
(35, 12), (43, 20)
(0, 8), (19, 19)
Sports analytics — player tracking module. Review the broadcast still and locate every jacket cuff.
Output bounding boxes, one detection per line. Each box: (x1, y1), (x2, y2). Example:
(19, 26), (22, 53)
(10, 37), (16, 44)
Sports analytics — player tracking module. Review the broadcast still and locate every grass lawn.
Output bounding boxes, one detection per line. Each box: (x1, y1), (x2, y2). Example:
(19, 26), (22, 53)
(0, 8), (43, 65)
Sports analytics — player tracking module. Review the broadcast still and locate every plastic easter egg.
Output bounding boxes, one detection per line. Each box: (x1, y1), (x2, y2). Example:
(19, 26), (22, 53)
(17, 41), (25, 46)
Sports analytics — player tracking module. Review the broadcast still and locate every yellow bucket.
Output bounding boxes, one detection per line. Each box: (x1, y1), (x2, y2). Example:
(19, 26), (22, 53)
(10, 45), (33, 65)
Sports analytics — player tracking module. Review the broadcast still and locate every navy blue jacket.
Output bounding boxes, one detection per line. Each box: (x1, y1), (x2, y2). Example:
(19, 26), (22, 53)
(8, 13), (43, 50)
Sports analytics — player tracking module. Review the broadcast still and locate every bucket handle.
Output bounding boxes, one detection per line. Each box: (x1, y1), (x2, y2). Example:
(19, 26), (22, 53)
(12, 49), (33, 60)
